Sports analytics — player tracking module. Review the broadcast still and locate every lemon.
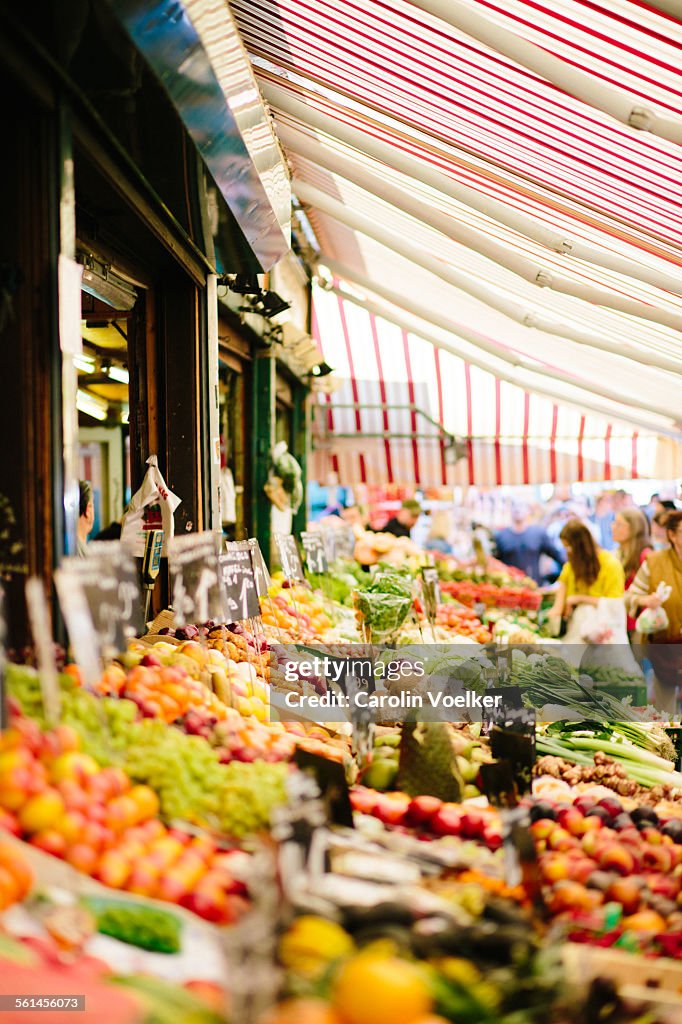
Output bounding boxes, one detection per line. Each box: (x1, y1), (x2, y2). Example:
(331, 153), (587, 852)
(279, 916), (354, 977)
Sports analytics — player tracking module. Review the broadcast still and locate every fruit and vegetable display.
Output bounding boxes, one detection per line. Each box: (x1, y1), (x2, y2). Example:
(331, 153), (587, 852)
(5, 528), (682, 1022)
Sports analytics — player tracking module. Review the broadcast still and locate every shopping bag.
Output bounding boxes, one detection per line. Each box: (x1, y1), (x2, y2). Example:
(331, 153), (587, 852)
(635, 582), (672, 634)
(120, 455), (181, 557)
(563, 598), (627, 646)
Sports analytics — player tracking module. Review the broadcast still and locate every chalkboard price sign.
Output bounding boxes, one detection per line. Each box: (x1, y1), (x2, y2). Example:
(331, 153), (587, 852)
(248, 539), (271, 598)
(300, 532), (328, 575)
(55, 542), (143, 685)
(274, 533), (305, 582)
(168, 532), (224, 626)
(221, 542), (260, 621)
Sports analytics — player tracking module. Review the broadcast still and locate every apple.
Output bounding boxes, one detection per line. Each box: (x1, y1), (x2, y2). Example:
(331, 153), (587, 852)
(569, 857), (599, 884)
(148, 836), (185, 869)
(540, 854), (570, 883)
(372, 794), (411, 827)
(406, 795), (443, 826)
(430, 804), (463, 837)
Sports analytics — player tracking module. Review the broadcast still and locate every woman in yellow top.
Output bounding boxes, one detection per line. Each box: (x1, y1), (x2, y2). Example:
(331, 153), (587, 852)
(549, 518), (625, 623)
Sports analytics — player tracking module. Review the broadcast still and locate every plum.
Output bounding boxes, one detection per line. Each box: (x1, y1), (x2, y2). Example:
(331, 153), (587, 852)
(585, 806), (612, 823)
(612, 813), (634, 831)
(632, 806), (659, 827)
(662, 819), (682, 844)
(529, 801), (557, 823)
(598, 796), (623, 818)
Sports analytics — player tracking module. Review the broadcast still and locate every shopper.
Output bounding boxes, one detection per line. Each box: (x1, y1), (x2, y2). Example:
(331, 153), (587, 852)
(612, 508), (652, 634)
(77, 480), (95, 557)
(625, 509), (682, 714)
(548, 518), (625, 623)
(382, 499), (422, 539)
(495, 504), (565, 584)
(424, 510), (453, 555)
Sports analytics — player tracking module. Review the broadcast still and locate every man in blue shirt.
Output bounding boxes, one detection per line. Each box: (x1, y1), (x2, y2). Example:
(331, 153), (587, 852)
(495, 504), (566, 584)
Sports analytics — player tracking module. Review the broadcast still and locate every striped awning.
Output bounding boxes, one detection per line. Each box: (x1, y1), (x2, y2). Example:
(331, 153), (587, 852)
(230, 0), (682, 452)
(310, 284), (682, 487)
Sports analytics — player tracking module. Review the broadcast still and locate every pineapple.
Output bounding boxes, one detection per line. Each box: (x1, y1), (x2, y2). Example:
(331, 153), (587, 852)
(397, 721), (465, 802)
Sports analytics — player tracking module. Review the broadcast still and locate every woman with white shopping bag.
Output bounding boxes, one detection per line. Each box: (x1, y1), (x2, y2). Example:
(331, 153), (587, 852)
(547, 519), (627, 668)
(625, 509), (682, 714)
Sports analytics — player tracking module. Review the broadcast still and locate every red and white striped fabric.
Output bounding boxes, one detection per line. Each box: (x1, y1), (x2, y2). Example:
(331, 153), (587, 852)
(309, 285), (680, 487)
(230, 0), (682, 450)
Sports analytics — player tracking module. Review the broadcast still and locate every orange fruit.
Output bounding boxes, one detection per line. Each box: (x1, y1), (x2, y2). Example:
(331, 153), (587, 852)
(258, 998), (343, 1024)
(128, 785), (160, 822)
(0, 843), (33, 899)
(333, 954), (432, 1024)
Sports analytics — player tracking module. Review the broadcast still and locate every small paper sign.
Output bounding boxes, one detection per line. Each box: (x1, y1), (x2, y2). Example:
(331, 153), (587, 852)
(25, 578), (60, 726)
(168, 532), (224, 626)
(421, 567), (441, 624)
(248, 539), (271, 598)
(335, 527), (356, 560)
(301, 532), (328, 575)
(54, 566), (106, 689)
(221, 542), (260, 621)
(274, 533), (305, 582)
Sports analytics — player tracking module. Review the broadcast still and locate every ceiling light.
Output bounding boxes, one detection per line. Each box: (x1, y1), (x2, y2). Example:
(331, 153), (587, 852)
(229, 273), (262, 295)
(78, 254), (137, 311)
(106, 365), (129, 384)
(260, 290), (291, 322)
(311, 361), (334, 377)
(74, 354), (97, 374)
(77, 389), (108, 421)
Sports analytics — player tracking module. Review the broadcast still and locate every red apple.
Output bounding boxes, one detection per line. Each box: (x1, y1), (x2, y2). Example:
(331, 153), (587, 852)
(430, 804), (463, 837)
(406, 795), (443, 826)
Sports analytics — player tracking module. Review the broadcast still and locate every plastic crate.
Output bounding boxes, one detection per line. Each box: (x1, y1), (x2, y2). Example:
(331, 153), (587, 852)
(594, 682), (648, 706)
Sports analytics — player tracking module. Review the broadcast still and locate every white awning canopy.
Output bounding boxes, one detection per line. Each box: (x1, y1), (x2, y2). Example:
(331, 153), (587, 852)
(229, 0), (682, 481)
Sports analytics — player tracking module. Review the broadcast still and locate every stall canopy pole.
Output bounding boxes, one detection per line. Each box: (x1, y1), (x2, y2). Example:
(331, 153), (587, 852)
(280, 124), (681, 333)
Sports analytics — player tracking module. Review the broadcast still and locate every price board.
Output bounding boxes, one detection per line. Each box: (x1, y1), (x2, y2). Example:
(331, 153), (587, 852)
(300, 531), (328, 575)
(168, 532), (224, 626)
(55, 543), (143, 686)
(274, 533), (305, 582)
(56, 542), (143, 662)
(221, 542), (260, 621)
(248, 538), (271, 598)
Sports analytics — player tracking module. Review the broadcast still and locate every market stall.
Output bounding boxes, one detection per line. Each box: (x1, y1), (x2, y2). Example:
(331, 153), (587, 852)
(1, 523), (682, 1023)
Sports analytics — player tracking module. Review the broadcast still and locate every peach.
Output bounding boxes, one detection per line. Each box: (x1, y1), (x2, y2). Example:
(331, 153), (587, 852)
(607, 877), (642, 915)
(596, 844), (635, 876)
(642, 845), (672, 873)
(547, 827), (575, 852)
(57, 780), (89, 812)
(540, 854), (571, 883)
(148, 836), (184, 869)
(96, 850), (131, 889)
(65, 842), (98, 875)
(106, 796), (139, 832)
(127, 857), (161, 896)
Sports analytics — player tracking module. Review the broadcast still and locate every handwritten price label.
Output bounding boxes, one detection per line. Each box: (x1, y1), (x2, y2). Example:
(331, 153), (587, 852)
(168, 532), (224, 626)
